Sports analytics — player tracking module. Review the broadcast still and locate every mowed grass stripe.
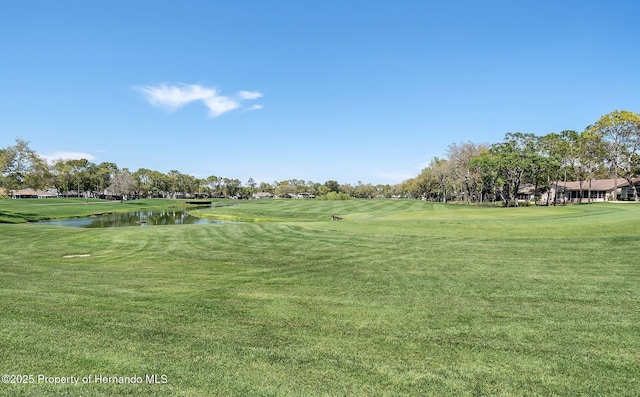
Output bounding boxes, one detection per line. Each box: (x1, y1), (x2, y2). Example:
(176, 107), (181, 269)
(1, 200), (639, 395)
(194, 199), (431, 222)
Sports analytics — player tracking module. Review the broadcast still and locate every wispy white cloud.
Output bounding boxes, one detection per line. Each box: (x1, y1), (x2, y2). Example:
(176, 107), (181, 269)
(41, 152), (97, 163)
(134, 83), (263, 118)
(238, 91), (263, 100)
(135, 84), (214, 112)
(203, 95), (240, 117)
(248, 104), (264, 111)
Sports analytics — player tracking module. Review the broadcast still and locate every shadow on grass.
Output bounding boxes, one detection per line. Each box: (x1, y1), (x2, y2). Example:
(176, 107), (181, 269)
(0, 211), (46, 223)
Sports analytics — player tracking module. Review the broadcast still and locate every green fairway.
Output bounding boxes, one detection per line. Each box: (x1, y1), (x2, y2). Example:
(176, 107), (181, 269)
(0, 198), (194, 224)
(1, 199), (639, 396)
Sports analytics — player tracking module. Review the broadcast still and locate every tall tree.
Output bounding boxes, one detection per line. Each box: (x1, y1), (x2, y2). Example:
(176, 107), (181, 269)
(0, 138), (45, 193)
(589, 110), (640, 201)
(537, 133), (564, 205)
(274, 180), (296, 198)
(246, 178), (257, 197)
(95, 162), (119, 195)
(558, 130), (585, 203)
(133, 168), (168, 198)
(67, 158), (92, 197)
(538, 133), (567, 205)
(427, 157), (452, 203)
(354, 182), (376, 198)
(446, 142), (487, 204)
(338, 183), (354, 197)
(167, 170), (181, 198)
(223, 178), (242, 198)
(51, 160), (71, 196)
(23, 154), (52, 191)
(579, 130), (607, 203)
(177, 173), (198, 197)
(258, 181), (274, 193)
(324, 180), (340, 193)
(307, 181), (322, 196)
(107, 170), (136, 201)
(133, 168), (154, 198)
(485, 133), (539, 207)
(207, 176), (222, 196)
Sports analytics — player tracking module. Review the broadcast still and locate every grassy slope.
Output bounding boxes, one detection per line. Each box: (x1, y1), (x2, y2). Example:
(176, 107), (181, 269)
(0, 199), (639, 396)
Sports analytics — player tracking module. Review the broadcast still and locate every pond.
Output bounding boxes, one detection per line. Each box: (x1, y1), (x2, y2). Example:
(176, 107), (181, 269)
(37, 209), (227, 228)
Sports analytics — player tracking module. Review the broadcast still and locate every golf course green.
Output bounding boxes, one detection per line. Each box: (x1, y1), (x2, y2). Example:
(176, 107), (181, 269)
(1, 199), (638, 396)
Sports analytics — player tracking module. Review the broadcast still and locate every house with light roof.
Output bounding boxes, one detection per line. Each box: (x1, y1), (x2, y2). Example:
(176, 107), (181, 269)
(543, 178), (640, 203)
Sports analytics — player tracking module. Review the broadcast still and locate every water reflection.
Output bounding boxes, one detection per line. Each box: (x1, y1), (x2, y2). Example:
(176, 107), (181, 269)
(38, 210), (225, 228)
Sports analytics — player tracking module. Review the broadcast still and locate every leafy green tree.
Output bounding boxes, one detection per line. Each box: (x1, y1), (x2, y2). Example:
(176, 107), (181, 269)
(375, 184), (393, 198)
(288, 179), (306, 194)
(223, 178), (242, 198)
(396, 177), (416, 199)
(133, 168), (168, 198)
(177, 173), (198, 197)
(579, 130), (607, 203)
(274, 180), (296, 197)
(51, 160), (71, 196)
(338, 183), (354, 197)
(324, 180), (340, 193)
(429, 157), (453, 203)
(167, 170), (181, 198)
(589, 110), (640, 201)
(307, 181), (322, 196)
(258, 181), (273, 194)
(50, 158), (93, 197)
(133, 168), (154, 198)
(538, 133), (566, 205)
(23, 154), (52, 191)
(399, 159), (446, 201)
(196, 178), (209, 197)
(245, 178), (257, 197)
(86, 162), (101, 196)
(0, 138), (45, 193)
(95, 162), (119, 194)
(354, 182), (376, 198)
(317, 191), (351, 200)
(521, 136), (559, 206)
(207, 176), (223, 196)
(484, 133), (540, 207)
(67, 158), (92, 197)
(469, 150), (502, 204)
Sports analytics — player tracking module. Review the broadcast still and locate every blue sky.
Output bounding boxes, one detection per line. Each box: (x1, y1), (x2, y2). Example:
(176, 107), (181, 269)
(2, 1), (639, 185)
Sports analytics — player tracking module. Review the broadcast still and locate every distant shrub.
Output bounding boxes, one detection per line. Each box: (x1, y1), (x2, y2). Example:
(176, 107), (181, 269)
(317, 192), (352, 200)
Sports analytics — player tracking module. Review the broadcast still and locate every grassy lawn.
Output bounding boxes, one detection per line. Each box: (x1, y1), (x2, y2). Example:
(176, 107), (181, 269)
(1, 199), (639, 396)
(0, 198), (196, 223)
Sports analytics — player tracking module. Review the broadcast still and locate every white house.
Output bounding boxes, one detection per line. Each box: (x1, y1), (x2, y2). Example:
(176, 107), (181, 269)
(9, 188), (57, 199)
(252, 192), (274, 199)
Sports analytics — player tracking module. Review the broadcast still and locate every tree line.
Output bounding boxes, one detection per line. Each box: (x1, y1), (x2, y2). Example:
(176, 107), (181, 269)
(0, 140), (396, 199)
(2, 110), (639, 204)
(397, 110), (640, 205)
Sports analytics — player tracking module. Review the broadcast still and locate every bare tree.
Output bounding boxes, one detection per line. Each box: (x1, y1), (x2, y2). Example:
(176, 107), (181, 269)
(446, 141), (487, 204)
(107, 170), (136, 201)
